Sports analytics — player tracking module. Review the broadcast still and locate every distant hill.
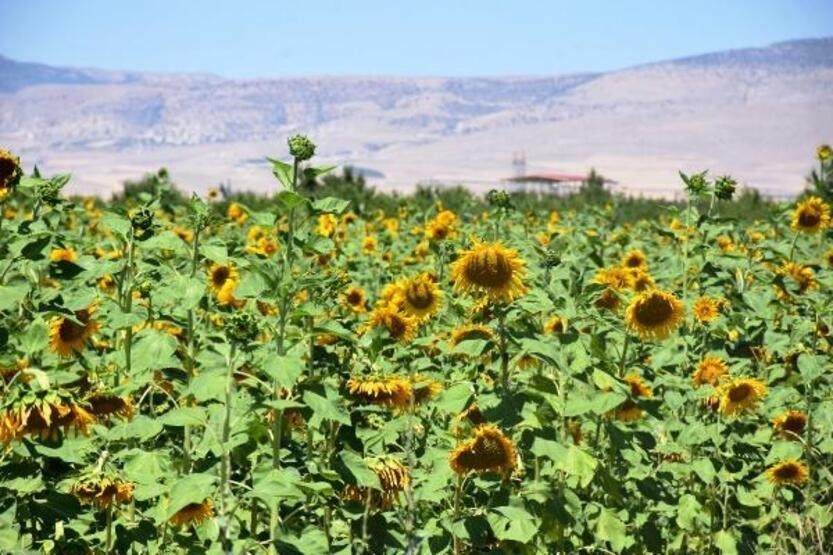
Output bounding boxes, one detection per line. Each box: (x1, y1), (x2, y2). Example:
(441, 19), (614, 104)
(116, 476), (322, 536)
(1, 37), (831, 197)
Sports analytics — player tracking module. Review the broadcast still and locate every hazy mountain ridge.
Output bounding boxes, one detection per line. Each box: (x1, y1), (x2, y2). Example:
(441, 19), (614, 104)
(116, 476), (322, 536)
(1, 38), (831, 196)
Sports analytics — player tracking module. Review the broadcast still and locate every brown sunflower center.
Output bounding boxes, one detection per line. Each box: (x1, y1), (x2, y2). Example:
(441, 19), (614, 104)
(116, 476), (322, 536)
(633, 295), (673, 326)
(624, 256), (643, 268)
(465, 249), (512, 288)
(406, 283), (434, 309)
(782, 415), (806, 434)
(59, 319), (87, 342)
(212, 267), (230, 286)
(385, 314), (407, 338)
(774, 464), (799, 480)
(728, 383), (752, 402)
(797, 209), (820, 228)
(0, 157), (17, 186)
(346, 290), (363, 305)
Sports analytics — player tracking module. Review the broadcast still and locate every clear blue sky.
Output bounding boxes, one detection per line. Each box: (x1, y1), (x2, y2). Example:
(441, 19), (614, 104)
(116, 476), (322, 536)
(1, 0), (831, 77)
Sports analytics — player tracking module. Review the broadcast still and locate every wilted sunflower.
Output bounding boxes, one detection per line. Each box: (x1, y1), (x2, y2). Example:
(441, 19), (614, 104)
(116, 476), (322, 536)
(772, 410), (807, 439)
(451, 241), (528, 303)
(49, 306), (100, 357)
(343, 456), (410, 509)
(625, 289), (684, 340)
(693, 296), (721, 324)
(170, 498), (214, 527)
(449, 424), (517, 476)
(449, 324), (495, 347)
(543, 316), (568, 334)
(346, 376), (412, 410)
(398, 273), (442, 320)
(692, 356), (728, 387)
(716, 377), (767, 416)
(621, 249), (648, 270)
(72, 478), (134, 508)
(87, 394), (134, 420)
(765, 460), (809, 487)
(594, 288), (621, 311)
(366, 305), (417, 343)
(1, 401), (95, 443)
(791, 196), (830, 233)
(342, 286), (368, 313)
(207, 262), (239, 305)
(0, 149), (22, 200)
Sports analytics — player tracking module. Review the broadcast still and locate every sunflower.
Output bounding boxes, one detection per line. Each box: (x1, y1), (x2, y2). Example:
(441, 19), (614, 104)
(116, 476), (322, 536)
(451, 241), (528, 303)
(594, 288), (621, 311)
(207, 262), (239, 305)
(226, 202), (248, 224)
(87, 394), (134, 420)
(772, 410), (807, 439)
(693, 296), (721, 324)
(425, 210), (458, 242)
(366, 305), (417, 343)
(342, 286), (368, 313)
(818, 144), (833, 161)
(343, 456), (410, 509)
(449, 324), (495, 347)
(49, 306), (100, 357)
(594, 267), (631, 291)
(362, 235), (378, 254)
(791, 196), (830, 233)
(612, 373), (653, 422)
(716, 235), (734, 253)
(49, 248), (77, 263)
(170, 499), (214, 527)
(543, 315), (568, 334)
(346, 376), (412, 410)
(411, 374), (442, 404)
(716, 377), (767, 416)
(449, 424), (517, 476)
(627, 268), (655, 292)
(72, 478), (134, 508)
(765, 460), (809, 487)
(624, 373), (653, 398)
(206, 188), (220, 201)
(0, 149), (22, 200)
(624, 289), (684, 340)
(777, 261), (817, 299)
(825, 248), (833, 268)
(398, 273), (442, 320)
(692, 356), (728, 387)
(316, 214), (338, 237)
(1, 402), (95, 443)
(172, 226), (193, 243)
(621, 249), (648, 270)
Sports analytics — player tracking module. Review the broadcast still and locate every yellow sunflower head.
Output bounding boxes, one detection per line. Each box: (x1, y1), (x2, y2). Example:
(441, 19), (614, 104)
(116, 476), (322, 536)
(825, 248), (833, 268)
(693, 296), (721, 324)
(170, 498), (214, 527)
(765, 459), (809, 487)
(613, 400), (644, 422)
(411, 374), (442, 404)
(818, 144), (833, 161)
(621, 249), (648, 270)
(716, 377), (767, 416)
(449, 324), (495, 347)
(399, 273), (442, 321)
(342, 286), (368, 313)
(72, 478), (134, 508)
(772, 410), (807, 439)
(362, 235), (378, 253)
(543, 315), (568, 334)
(208, 262), (239, 305)
(692, 356), (728, 387)
(49, 248), (77, 263)
(626, 268), (655, 292)
(594, 266), (632, 291)
(451, 241), (528, 303)
(49, 306), (100, 357)
(366, 305), (417, 343)
(316, 214), (338, 237)
(449, 424), (517, 476)
(625, 289), (684, 341)
(346, 376), (412, 410)
(791, 196), (830, 233)
(777, 261), (817, 299)
(623, 373), (653, 399)
(226, 202), (248, 223)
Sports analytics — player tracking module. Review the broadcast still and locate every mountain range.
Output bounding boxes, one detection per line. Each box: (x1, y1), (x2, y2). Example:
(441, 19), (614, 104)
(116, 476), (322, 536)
(1, 37), (832, 197)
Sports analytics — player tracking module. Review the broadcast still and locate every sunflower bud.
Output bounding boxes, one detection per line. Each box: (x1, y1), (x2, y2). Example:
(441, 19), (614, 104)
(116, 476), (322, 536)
(714, 175), (737, 201)
(288, 135), (316, 161)
(36, 178), (65, 206)
(130, 206), (155, 233)
(817, 144), (832, 162)
(486, 189), (512, 210)
(224, 312), (259, 344)
(542, 248), (561, 268)
(681, 171), (709, 198)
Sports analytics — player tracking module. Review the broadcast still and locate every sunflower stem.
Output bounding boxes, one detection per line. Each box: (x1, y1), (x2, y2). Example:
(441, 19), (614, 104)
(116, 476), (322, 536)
(452, 473), (464, 555)
(105, 502), (113, 554)
(788, 230), (800, 261)
(219, 342), (237, 551)
(183, 227), (201, 474)
(618, 333), (630, 378)
(498, 309), (510, 392)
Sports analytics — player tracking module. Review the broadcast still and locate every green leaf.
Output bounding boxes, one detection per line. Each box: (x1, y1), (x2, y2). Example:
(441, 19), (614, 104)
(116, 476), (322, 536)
(691, 457), (716, 483)
(131, 330), (180, 372)
(277, 190), (307, 211)
(797, 354), (823, 382)
(338, 452), (381, 489)
(20, 318), (49, 354)
(167, 473), (216, 517)
(311, 197), (350, 215)
(487, 506), (540, 543)
(303, 390), (350, 426)
(595, 507), (628, 552)
(714, 530), (738, 555)
(676, 494), (704, 530)
(250, 470), (306, 504)
(160, 407), (207, 427)
(236, 271), (268, 298)
(0, 284), (28, 311)
(262, 352), (304, 389)
(434, 383), (472, 414)
(101, 212), (131, 238)
(267, 157), (294, 189)
(188, 369), (227, 403)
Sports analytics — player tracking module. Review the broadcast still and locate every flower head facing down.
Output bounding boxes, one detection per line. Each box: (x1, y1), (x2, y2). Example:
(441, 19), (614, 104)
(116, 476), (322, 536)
(450, 425), (517, 475)
(170, 499), (214, 527)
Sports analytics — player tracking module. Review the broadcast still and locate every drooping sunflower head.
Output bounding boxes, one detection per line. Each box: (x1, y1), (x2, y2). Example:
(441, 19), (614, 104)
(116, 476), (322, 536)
(623, 373), (653, 399)
(765, 460), (809, 487)
(170, 498), (214, 527)
(772, 410), (807, 439)
(777, 261), (817, 298)
(87, 394), (134, 420)
(543, 315), (568, 334)
(449, 324), (495, 348)
(692, 356), (728, 387)
(626, 268), (655, 292)
(594, 266), (632, 291)
(49, 306), (100, 357)
(366, 305), (417, 344)
(621, 249), (648, 270)
(717, 377), (767, 416)
(72, 478), (134, 508)
(451, 241), (528, 303)
(399, 273), (442, 320)
(826, 248), (833, 268)
(693, 296), (721, 324)
(625, 289), (684, 341)
(346, 376), (412, 410)
(449, 424), (517, 476)
(49, 248), (77, 263)
(411, 374), (442, 404)
(791, 196), (830, 233)
(342, 286), (368, 313)
(613, 400), (644, 422)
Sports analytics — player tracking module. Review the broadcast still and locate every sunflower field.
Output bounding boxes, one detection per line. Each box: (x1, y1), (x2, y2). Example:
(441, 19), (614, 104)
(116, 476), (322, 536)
(0, 140), (832, 554)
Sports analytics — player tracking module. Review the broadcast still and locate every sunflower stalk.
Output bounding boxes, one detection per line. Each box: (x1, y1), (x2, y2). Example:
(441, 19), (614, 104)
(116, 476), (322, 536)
(219, 342), (237, 551)
(183, 226), (202, 473)
(119, 228), (137, 388)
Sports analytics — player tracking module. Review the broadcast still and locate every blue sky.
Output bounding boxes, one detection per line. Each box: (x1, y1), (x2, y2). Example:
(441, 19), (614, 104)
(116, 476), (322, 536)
(1, 0), (831, 77)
